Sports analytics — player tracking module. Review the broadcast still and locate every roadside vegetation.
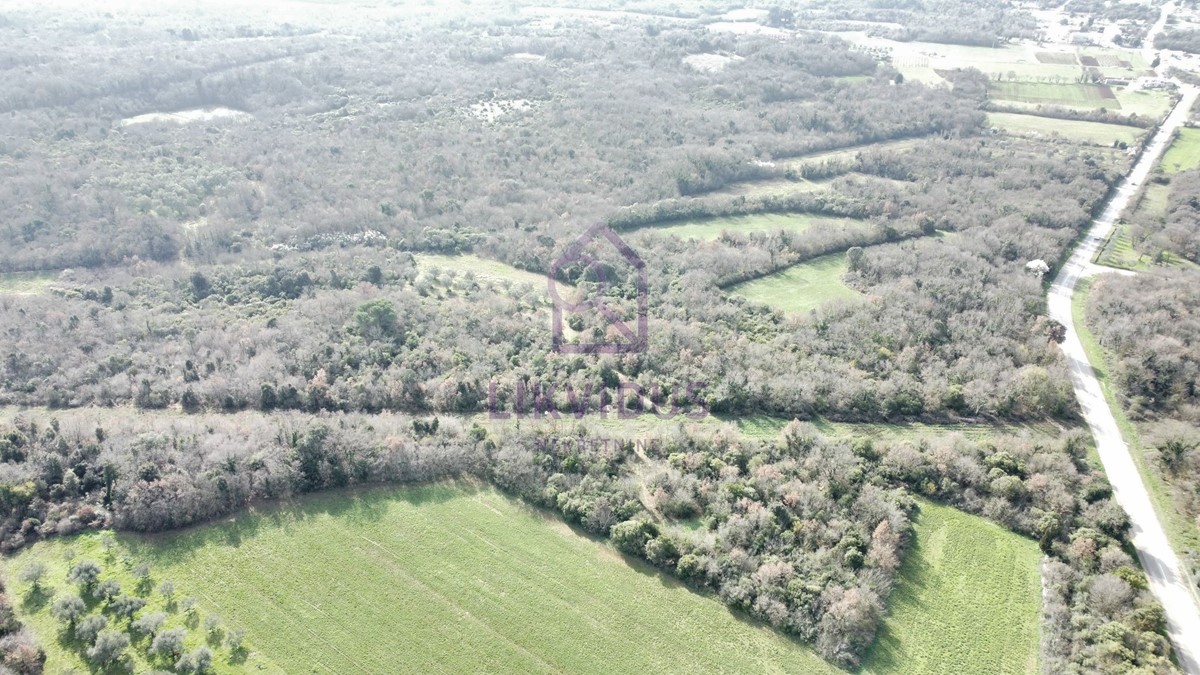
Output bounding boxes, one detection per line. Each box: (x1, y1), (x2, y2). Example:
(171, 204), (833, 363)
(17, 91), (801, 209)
(1082, 272), (1200, 595)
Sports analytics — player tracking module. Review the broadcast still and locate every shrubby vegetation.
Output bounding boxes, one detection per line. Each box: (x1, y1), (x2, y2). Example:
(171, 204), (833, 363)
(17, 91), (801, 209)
(1156, 27), (1200, 54)
(1087, 270), (1200, 576)
(0, 1), (1179, 671)
(0, 407), (1175, 670)
(0, 571), (46, 673)
(1127, 169), (1200, 263)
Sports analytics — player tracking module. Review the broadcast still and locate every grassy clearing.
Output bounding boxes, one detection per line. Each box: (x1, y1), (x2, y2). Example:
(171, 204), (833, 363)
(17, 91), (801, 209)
(1160, 127), (1200, 174)
(781, 138), (923, 172)
(1099, 184), (1198, 271)
(7, 484), (841, 674)
(1113, 89), (1174, 120)
(414, 253), (549, 288)
(987, 112), (1143, 146)
(862, 501), (1042, 675)
(0, 272), (55, 294)
(635, 212), (867, 241)
(1, 533), (276, 673)
(1071, 278), (1200, 558)
(707, 176), (834, 200)
(989, 81), (1119, 109)
(727, 253), (858, 315)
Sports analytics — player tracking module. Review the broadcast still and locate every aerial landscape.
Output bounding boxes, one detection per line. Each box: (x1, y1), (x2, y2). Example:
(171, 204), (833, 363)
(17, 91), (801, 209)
(2, 0), (1200, 672)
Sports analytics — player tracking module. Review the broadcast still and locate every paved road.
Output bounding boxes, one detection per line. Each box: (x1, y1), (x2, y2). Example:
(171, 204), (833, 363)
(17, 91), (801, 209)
(1144, 1), (1174, 69)
(1047, 85), (1200, 674)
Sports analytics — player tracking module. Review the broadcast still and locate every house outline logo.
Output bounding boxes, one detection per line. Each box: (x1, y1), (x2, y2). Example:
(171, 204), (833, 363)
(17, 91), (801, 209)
(547, 223), (648, 354)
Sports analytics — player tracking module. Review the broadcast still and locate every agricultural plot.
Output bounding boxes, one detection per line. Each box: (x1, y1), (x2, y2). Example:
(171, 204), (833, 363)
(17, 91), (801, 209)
(1, 485), (844, 674)
(839, 32), (1145, 83)
(987, 112), (1144, 146)
(1160, 127), (1200, 173)
(862, 501), (1042, 675)
(1, 534), (277, 673)
(988, 81), (1120, 109)
(635, 212), (866, 241)
(726, 252), (859, 315)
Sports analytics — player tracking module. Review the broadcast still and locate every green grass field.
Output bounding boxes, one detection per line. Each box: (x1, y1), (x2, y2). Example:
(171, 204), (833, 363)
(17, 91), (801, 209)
(636, 212), (866, 241)
(863, 501), (1042, 675)
(782, 138), (923, 173)
(1099, 184), (1199, 271)
(987, 112), (1143, 146)
(727, 252), (858, 314)
(1160, 127), (1200, 174)
(707, 176), (834, 200)
(0, 272), (54, 294)
(988, 81), (1120, 109)
(5, 484), (842, 674)
(1, 535), (276, 673)
(415, 253), (549, 288)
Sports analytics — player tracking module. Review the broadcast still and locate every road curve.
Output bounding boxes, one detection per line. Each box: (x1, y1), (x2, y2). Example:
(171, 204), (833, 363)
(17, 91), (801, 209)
(1047, 86), (1200, 674)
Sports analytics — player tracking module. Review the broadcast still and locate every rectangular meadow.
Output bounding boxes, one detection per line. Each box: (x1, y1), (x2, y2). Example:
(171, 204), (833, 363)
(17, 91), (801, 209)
(987, 112), (1143, 146)
(727, 252), (858, 315)
(989, 81), (1119, 109)
(862, 501), (1042, 675)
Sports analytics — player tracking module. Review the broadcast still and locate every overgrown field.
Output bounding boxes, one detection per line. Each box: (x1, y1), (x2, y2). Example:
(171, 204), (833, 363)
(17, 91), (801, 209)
(635, 212), (866, 241)
(1160, 127), (1200, 173)
(727, 252), (858, 314)
(414, 253), (549, 288)
(0, 272), (54, 295)
(5, 484), (842, 674)
(862, 501), (1042, 675)
(987, 112), (1143, 146)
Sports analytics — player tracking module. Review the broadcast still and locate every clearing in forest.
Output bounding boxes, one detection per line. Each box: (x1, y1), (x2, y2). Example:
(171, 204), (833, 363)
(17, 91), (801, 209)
(862, 501), (1042, 675)
(727, 252), (859, 315)
(635, 212), (866, 241)
(414, 253), (550, 288)
(0, 272), (54, 295)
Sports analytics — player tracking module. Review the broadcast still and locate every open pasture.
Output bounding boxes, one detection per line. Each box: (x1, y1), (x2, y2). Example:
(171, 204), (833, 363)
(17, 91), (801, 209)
(414, 253), (550, 288)
(989, 81), (1119, 109)
(987, 112), (1144, 146)
(1160, 127), (1200, 173)
(862, 501), (1042, 675)
(726, 252), (858, 315)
